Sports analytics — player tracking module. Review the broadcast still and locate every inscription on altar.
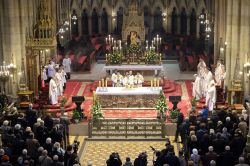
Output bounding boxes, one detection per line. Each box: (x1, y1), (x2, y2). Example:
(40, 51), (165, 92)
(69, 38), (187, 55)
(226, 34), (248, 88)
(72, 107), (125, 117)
(88, 119), (166, 138)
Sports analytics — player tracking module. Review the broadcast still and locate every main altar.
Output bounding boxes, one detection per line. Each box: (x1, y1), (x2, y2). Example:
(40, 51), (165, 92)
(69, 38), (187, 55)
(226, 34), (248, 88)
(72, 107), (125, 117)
(95, 87), (162, 109)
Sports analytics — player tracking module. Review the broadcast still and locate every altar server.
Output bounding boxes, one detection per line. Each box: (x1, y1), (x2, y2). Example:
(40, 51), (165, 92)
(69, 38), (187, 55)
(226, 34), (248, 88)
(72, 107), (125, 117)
(123, 72), (129, 86)
(41, 66), (48, 88)
(135, 72), (144, 87)
(192, 74), (203, 100)
(60, 65), (67, 90)
(215, 60), (226, 87)
(111, 70), (118, 87)
(49, 77), (58, 105)
(206, 80), (216, 111)
(204, 68), (214, 91)
(55, 68), (63, 96)
(128, 71), (135, 86)
(47, 61), (56, 82)
(62, 55), (71, 80)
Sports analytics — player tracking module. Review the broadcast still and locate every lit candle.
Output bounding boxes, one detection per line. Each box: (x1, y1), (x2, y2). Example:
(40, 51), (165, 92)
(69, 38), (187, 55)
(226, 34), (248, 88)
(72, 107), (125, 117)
(102, 79), (104, 87)
(105, 79), (108, 87)
(157, 80), (159, 87)
(112, 38), (114, 44)
(154, 78), (156, 87)
(105, 38), (107, 44)
(159, 53), (162, 62)
(151, 80), (153, 87)
(99, 81), (101, 87)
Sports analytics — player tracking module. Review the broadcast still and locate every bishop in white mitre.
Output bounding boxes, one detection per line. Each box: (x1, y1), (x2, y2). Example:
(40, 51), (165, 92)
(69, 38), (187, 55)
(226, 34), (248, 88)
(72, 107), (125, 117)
(192, 74), (203, 100)
(49, 77), (58, 105)
(135, 72), (144, 87)
(215, 60), (226, 87)
(205, 80), (216, 111)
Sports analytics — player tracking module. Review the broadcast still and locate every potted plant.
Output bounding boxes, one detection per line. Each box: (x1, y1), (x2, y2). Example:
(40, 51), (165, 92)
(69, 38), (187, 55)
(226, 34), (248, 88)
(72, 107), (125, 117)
(72, 109), (81, 123)
(191, 97), (197, 110)
(156, 90), (168, 120)
(107, 52), (122, 65)
(60, 96), (67, 115)
(91, 100), (103, 123)
(169, 109), (179, 122)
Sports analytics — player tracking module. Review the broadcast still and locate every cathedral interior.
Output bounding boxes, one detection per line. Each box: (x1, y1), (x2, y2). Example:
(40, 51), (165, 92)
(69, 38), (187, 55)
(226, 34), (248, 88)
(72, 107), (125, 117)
(0, 0), (250, 165)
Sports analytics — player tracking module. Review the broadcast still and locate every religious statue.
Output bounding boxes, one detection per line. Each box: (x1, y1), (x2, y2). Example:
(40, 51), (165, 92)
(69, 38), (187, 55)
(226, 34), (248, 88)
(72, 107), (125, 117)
(130, 31), (137, 45)
(215, 60), (226, 88)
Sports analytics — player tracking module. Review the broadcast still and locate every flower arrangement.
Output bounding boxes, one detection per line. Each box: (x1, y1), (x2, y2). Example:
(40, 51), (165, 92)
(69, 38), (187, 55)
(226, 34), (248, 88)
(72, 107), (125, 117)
(91, 100), (103, 121)
(156, 90), (168, 117)
(145, 51), (160, 64)
(191, 97), (197, 107)
(128, 44), (142, 55)
(169, 109), (179, 120)
(72, 109), (81, 120)
(107, 52), (122, 65)
(60, 96), (67, 108)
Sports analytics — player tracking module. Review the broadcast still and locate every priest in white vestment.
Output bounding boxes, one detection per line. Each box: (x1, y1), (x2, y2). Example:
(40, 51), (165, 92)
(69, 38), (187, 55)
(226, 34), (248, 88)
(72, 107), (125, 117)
(192, 74), (203, 100)
(55, 68), (63, 96)
(128, 71), (135, 86)
(60, 65), (67, 90)
(111, 70), (118, 87)
(122, 72), (129, 86)
(197, 59), (206, 76)
(134, 72), (144, 87)
(49, 77), (58, 105)
(116, 72), (123, 87)
(206, 80), (216, 111)
(41, 66), (48, 87)
(215, 60), (226, 87)
(202, 68), (213, 95)
(62, 55), (72, 80)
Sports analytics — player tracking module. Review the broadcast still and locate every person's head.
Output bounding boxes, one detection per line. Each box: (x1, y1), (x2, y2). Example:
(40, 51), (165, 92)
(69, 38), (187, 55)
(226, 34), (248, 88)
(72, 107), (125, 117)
(192, 148), (198, 155)
(54, 142), (60, 149)
(126, 157), (131, 162)
(3, 120), (9, 126)
(210, 160), (216, 166)
(209, 129), (215, 135)
(226, 116), (231, 122)
(65, 55), (69, 59)
(190, 130), (195, 136)
(38, 147), (44, 153)
(2, 155), (9, 162)
(22, 149), (28, 155)
(129, 71), (133, 75)
(191, 135), (197, 142)
(14, 124), (21, 130)
(0, 149), (5, 156)
(222, 127), (228, 133)
(46, 137), (52, 144)
(66, 145), (73, 152)
(239, 157), (245, 164)
(225, 146), (230, 151)
(42, 150), (48, 156)
(53, 155), (58, 161)
(208, 146), (214, 152)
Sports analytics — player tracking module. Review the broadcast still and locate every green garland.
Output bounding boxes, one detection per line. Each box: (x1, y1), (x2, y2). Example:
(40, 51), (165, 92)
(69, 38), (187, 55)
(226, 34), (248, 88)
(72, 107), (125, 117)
(107, 52), (122, 65)
(128, 44), (142, 54)
(156, 90), (168, 115)
(91, 100), (103, 121)
(145, 51), (160, 64)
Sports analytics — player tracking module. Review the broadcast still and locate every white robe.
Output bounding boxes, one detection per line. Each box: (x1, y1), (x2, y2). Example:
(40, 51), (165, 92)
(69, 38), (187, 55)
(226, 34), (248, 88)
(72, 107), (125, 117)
(55, 72), (63, 96)
(123, 76), (129, 86)
(203, 71), (213, 94)
(111, 73), (118, 87)
(42, 68), (47, 81)
(62, 58), (71, 73)
(47, 64), (55, 78)
(135, 75), (144, 86)
(61, 70), (67, 86)
(206, 85), (216, 111)
(128, 75), (135, 85)
(49, 79), (58, 105)
(192, 76), (203, 100)
(215, 64), (226, 86)
(197, 61), (206, 76)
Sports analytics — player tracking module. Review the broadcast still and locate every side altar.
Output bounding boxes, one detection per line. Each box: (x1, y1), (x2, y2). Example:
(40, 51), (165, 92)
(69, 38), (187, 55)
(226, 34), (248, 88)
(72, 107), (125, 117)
(95, 87), (162, 109)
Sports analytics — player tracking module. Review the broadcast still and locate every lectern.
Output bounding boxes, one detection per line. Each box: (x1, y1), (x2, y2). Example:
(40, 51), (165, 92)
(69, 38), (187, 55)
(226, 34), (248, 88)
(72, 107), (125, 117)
(72, 96), (85, 119)
(169, 96), (181, 110)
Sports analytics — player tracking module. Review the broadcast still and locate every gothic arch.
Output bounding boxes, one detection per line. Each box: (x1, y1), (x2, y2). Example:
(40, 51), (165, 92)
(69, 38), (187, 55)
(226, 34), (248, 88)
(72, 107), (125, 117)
(92, 8), (99, 35)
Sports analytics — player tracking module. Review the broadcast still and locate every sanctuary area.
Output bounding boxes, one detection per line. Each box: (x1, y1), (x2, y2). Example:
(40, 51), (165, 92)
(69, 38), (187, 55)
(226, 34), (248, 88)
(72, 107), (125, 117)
(0, 0), (250, 165)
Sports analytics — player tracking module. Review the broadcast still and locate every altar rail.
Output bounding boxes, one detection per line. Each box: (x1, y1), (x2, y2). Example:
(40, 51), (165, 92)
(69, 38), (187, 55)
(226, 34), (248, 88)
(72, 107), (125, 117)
(88, 119), (166, 138)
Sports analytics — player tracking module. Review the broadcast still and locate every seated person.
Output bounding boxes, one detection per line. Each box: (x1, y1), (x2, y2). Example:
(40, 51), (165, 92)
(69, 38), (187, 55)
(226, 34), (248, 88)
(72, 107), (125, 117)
(134, 72), (144, 87)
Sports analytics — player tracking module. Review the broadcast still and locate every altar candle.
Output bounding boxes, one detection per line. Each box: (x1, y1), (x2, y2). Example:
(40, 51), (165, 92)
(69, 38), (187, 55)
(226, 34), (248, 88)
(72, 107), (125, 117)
(159, 53), (162, 62)
(157, 80), (159, 87)
(99, 81), (101, 87)
(105, 38), (107, 44)
(93, 91), (96, 102)
(105, 80), (108, 87)
(154, 78), (156, 87)
(102, 79), (104, 87)
(112, 38), (114, 44)
(151, 80), (153, 87)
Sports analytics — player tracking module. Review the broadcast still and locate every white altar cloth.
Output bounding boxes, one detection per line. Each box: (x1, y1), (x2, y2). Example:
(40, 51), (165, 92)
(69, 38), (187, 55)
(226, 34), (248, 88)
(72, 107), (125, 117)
(104, 65), (164, 75)
(96, 87), (162, 95)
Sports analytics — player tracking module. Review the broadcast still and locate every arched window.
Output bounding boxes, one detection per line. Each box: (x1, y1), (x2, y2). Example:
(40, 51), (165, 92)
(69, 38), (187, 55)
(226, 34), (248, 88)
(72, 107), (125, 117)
(180, 7), (187, 35)
(92, 8), (99, 35)
(171, 7), (178, 34)
(101, 8), (108, 34)
(144, 6), (150, 27)
(153, 7), (163, 33)
(81, 9), (89, 35)
(71, 9), (79, 36)
(190, 8), (196, 35)
(116, 7), (123, 35)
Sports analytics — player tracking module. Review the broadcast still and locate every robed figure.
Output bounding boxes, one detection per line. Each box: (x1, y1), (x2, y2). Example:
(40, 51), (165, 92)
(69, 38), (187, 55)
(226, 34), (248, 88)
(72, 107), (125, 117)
(215, 60), (226, 87)
(206, 80), (216, 111)
(49, 77), (58, 105)
(192, 74), (203, 100)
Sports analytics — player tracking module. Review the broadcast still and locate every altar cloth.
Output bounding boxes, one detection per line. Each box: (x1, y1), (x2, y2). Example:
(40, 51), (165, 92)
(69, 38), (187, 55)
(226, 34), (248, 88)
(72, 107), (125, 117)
(96, 87), (162, 95)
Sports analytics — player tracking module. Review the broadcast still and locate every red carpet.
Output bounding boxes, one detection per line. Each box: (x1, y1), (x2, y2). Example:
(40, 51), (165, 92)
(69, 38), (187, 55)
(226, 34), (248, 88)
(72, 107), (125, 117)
(45, 80), (193, 122)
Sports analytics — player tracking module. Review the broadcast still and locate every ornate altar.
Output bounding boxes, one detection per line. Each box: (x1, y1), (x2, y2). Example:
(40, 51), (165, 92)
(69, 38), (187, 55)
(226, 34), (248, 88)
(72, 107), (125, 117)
(95, 87), (162, 109)
(122, 0), (145, 42)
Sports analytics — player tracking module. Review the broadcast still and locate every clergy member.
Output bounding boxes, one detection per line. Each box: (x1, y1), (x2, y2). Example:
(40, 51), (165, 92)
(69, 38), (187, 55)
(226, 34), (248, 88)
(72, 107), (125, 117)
(123, 72), (129, 87)
(197, 58), (206, 76)
(192, 74), (202, 100)
(60, 65), (67, 90)
(128, 71), (135, 87)
(55, 68), (63, 96)
(215, 60), (226, 87)
(205, 80), (216, 111)
(111, 70), (118, 87)
(49, 76), (58, 105)
(202, 68), (213, 95)
(135, 72), (144, 87)
(41, 66), (48, 88)
(116, 72), (123, 87)
(47, 61), (56, 82)
(62, 55), (72, 80)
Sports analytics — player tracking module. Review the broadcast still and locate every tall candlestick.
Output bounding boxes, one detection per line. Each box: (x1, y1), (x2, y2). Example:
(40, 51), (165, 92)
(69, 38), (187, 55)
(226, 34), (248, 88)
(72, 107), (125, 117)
(102, 79), (104, 87)
(154, 78), (156, 87)
(105, 80), (108, 87)
(157, 80), (159, 87)
(99, 81), (101, 87)
(151, 80), (153, 87)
